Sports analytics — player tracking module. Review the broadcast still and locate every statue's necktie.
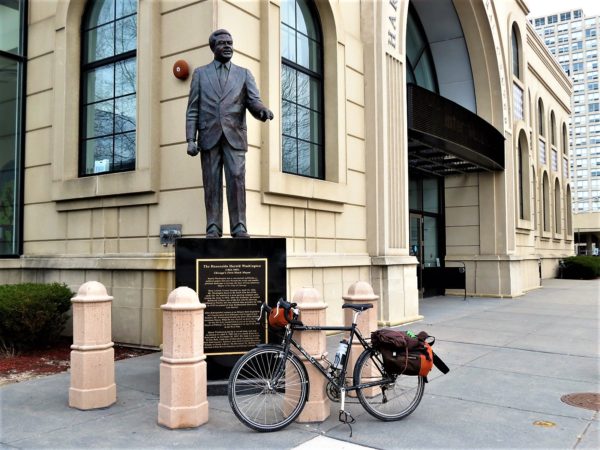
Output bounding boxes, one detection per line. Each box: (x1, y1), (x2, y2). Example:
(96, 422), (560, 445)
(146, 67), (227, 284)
(219, 64), (227, 89)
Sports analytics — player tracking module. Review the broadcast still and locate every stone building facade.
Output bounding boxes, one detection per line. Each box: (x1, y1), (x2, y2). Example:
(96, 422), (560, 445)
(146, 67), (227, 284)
(0, 0), (573, 347)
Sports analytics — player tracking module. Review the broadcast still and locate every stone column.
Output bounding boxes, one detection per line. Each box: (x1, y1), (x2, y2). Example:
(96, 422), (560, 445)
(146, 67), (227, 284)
(292, 287), (330, 423)
(343, 281), (379, 379)
(158, 287), (208, 429)
(69, 281), (116, 410)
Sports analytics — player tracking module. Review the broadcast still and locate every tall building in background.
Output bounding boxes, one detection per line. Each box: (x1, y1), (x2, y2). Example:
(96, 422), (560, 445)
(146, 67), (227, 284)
(532, 9), (600, 255)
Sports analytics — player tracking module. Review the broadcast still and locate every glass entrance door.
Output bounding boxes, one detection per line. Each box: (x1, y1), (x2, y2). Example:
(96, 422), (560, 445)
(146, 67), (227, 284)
(409, 174), (444, 296)
(410, 214), (424, 294)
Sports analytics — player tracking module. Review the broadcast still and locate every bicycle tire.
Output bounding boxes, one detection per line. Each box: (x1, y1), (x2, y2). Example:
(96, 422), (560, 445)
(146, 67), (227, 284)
(353, 348), (425, 421)
(228, 345), (308, 432)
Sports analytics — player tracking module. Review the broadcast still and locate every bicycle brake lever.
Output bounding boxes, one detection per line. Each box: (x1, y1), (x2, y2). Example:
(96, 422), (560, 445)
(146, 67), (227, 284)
(256, 303), (265, 323)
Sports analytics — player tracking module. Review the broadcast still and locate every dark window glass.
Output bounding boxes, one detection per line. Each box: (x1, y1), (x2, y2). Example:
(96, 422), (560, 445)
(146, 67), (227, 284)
(554, 181), (561, 232)
(512, 25), (520, 79)
(543, 174), (550, 231)
(281, 0), (324, 179)
(0, 0), (26, 256)
(538, 100), (544, 135)
(518, 142), (525, 220)
(406, 6), (438, 93)
(80, 0), (137, 176)
(0, 0), (23, 54)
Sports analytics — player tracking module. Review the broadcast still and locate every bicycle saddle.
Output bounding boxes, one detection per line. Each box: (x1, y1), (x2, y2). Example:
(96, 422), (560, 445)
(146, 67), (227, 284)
(342, 303), (373, 311)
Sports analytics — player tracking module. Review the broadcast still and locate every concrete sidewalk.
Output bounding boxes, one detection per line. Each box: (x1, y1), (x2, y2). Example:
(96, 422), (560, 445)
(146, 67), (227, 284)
(1, 278), (598, 449)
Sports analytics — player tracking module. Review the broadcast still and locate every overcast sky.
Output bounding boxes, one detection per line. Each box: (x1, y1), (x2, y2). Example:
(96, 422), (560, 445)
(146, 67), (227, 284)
(527, 0), (600, 18)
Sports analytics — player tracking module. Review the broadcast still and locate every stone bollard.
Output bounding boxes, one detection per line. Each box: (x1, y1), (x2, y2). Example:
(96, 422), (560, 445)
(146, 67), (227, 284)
(69, 281), (116, 410)
(343, 281), (379, 380)
(292, 287), (330, 423)
(158, 287), (208, 429)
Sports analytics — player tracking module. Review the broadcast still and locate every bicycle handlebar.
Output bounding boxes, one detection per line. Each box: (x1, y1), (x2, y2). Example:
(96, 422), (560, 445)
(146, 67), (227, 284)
(256, 298), (299, 323)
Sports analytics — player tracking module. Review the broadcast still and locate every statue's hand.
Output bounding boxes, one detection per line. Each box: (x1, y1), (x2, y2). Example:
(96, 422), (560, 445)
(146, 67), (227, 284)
(260, 109), (274, 121)
(187, 141), (199, 156)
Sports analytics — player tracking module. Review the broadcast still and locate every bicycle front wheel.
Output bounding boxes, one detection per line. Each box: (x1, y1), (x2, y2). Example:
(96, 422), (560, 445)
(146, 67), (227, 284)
(353, 348), (425, 421)
(228, 345), (308, 432)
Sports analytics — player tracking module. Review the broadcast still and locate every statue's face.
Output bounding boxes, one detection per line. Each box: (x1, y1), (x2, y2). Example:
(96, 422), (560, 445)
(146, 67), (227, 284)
(213, 34), (234, 63)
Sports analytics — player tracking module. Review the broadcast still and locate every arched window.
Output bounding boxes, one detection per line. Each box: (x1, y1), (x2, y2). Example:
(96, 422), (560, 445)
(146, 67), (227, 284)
(542, 172), (550, 232)
(528, 89), (533, 125)
(554, 179), (561, 233)
(550, 111), (556, 146)
(532, 169), (537, 232)
(406, 5), (438, 92)
(538, 99), (545, 136)
(80, 0), (137, 176)
(281, 0), (324, 179)
(562, 122), (568, 154)
(566, 185), (572, 235)
(512, 24), (520, 79)
(518, 133), (530, 220)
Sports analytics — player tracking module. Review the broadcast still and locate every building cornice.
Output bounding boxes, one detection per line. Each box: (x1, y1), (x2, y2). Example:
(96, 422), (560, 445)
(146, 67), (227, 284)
(527, 63), (571, 113)
(526, 24), (572, 100)
(516, 0), (529, 15)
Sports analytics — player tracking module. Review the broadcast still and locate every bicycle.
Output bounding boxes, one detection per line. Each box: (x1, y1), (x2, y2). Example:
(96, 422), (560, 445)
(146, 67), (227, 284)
(227, 299), (427, 432)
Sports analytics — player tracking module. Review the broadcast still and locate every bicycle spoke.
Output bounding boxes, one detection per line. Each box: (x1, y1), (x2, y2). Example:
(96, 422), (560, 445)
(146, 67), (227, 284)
(228, 347), (308, 431)
(354, 349), (424, 421)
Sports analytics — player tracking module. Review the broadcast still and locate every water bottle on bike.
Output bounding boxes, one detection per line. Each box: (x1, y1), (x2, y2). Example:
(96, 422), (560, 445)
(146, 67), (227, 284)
(333, 339), (348, 369)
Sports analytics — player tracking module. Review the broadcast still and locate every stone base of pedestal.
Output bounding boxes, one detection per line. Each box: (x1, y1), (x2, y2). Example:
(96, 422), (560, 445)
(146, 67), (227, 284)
(158, 361), (208, 429)
(69, 384), (116, 410)
(69, 347), (116, 410)
(158, 402), (209, 429)
(296, 359), (330, 423)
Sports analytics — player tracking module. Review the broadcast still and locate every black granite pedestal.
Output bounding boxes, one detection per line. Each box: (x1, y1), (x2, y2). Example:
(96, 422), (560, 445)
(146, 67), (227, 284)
(175, 238), (286, 394)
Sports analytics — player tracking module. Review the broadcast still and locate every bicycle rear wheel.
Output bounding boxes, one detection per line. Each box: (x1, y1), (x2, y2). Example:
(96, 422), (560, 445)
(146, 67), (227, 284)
(353, 348), (425, 421)
(228, 345), (308, 432)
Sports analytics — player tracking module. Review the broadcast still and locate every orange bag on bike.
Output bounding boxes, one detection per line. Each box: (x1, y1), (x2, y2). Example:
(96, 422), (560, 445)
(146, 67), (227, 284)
(372, 329), (447, 378)
(267, 304), (294, 329)
(378, 342), (433, 376)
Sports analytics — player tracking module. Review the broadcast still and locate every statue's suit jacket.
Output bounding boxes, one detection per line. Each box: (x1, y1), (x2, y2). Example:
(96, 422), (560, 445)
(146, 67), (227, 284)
(185, 61), (267, 150)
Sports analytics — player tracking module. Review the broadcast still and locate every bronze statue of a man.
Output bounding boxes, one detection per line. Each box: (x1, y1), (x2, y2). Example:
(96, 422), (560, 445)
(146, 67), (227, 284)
(186, 29), (273, 238)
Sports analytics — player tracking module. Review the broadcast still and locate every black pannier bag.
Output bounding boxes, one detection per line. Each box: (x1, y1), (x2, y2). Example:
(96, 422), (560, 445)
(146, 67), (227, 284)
(371, 329), (449, 378)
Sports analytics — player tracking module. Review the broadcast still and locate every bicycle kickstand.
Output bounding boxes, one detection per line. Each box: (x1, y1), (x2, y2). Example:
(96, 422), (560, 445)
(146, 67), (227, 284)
(338, 389), (355, 437)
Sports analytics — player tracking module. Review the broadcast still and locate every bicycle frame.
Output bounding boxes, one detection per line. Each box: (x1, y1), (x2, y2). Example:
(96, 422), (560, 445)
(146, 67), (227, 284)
(271, 311), (388, 397)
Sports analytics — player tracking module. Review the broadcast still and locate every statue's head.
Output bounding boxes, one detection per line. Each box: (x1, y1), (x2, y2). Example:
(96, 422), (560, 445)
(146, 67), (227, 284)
(209, 29), (233, 63)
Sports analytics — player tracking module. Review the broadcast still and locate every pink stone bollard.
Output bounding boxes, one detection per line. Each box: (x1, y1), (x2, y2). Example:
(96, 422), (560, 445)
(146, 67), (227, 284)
(343, 281), (379, 381)
(158, 287), (208, 429)
(69, 281), (116, 410)
(292, 287), (330, 423)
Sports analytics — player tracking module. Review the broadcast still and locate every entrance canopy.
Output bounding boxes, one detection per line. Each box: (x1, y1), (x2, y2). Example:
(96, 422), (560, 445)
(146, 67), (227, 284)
(407, 84), (505, 176)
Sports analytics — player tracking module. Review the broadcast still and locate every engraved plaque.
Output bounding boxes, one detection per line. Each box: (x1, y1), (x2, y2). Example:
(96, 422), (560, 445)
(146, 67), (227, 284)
(196, 258), (267, 355)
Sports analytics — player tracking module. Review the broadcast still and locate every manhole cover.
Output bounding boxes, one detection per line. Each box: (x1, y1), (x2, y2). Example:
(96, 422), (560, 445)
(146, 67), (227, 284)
(561, 393), (600, 411)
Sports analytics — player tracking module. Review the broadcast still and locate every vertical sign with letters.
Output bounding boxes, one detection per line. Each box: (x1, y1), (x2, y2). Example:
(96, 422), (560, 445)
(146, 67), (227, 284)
(387, 0), (399, 51)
